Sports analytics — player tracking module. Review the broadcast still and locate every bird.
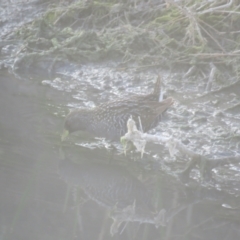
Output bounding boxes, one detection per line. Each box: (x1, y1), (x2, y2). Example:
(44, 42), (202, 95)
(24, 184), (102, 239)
(62, 75), (173, 141)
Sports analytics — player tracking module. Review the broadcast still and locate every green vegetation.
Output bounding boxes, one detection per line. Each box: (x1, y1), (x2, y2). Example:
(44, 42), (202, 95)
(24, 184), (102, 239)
(12, 0), (240, 74)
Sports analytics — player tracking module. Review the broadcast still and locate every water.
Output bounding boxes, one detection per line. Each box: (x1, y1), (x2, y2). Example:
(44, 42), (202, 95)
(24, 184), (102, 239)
(1, 1), (240, 239)
(1, 68), (240, 240)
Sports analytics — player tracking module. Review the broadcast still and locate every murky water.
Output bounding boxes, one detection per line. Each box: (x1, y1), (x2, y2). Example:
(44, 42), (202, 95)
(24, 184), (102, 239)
(1, 64), (240, 239)
(1, 1), (240, 240)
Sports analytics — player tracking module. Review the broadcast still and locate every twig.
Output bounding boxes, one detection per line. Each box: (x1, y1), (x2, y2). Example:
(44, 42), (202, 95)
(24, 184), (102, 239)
(198, 0), (234, 15)
(138, 116), (143, 132)
(199, 21), (226, 53)
(183, 65), (197, 78)
(190, 52), (240, 58)
(205, 63), (217, 92)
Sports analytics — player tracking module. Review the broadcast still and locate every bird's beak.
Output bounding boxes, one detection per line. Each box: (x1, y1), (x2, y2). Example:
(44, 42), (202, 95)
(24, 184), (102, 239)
(61, 129), (69, 141)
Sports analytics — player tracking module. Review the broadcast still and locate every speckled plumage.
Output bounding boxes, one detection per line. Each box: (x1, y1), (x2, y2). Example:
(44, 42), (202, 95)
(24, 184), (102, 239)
(64, 76), (173, 140)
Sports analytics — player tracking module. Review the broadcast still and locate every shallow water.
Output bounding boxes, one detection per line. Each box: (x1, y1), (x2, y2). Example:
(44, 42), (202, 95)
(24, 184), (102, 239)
(1, 65), (240, 239)
(1, 1), (240, 240)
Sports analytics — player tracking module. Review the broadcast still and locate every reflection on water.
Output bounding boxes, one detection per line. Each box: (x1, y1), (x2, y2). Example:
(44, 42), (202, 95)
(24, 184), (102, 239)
(1, 69), (240, 239)
(59, 159), (166, 235)
(58, 157), (240, 238)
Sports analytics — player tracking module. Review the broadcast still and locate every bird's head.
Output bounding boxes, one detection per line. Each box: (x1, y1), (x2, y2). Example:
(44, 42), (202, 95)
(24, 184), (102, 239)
(61, 109), (92, 141)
